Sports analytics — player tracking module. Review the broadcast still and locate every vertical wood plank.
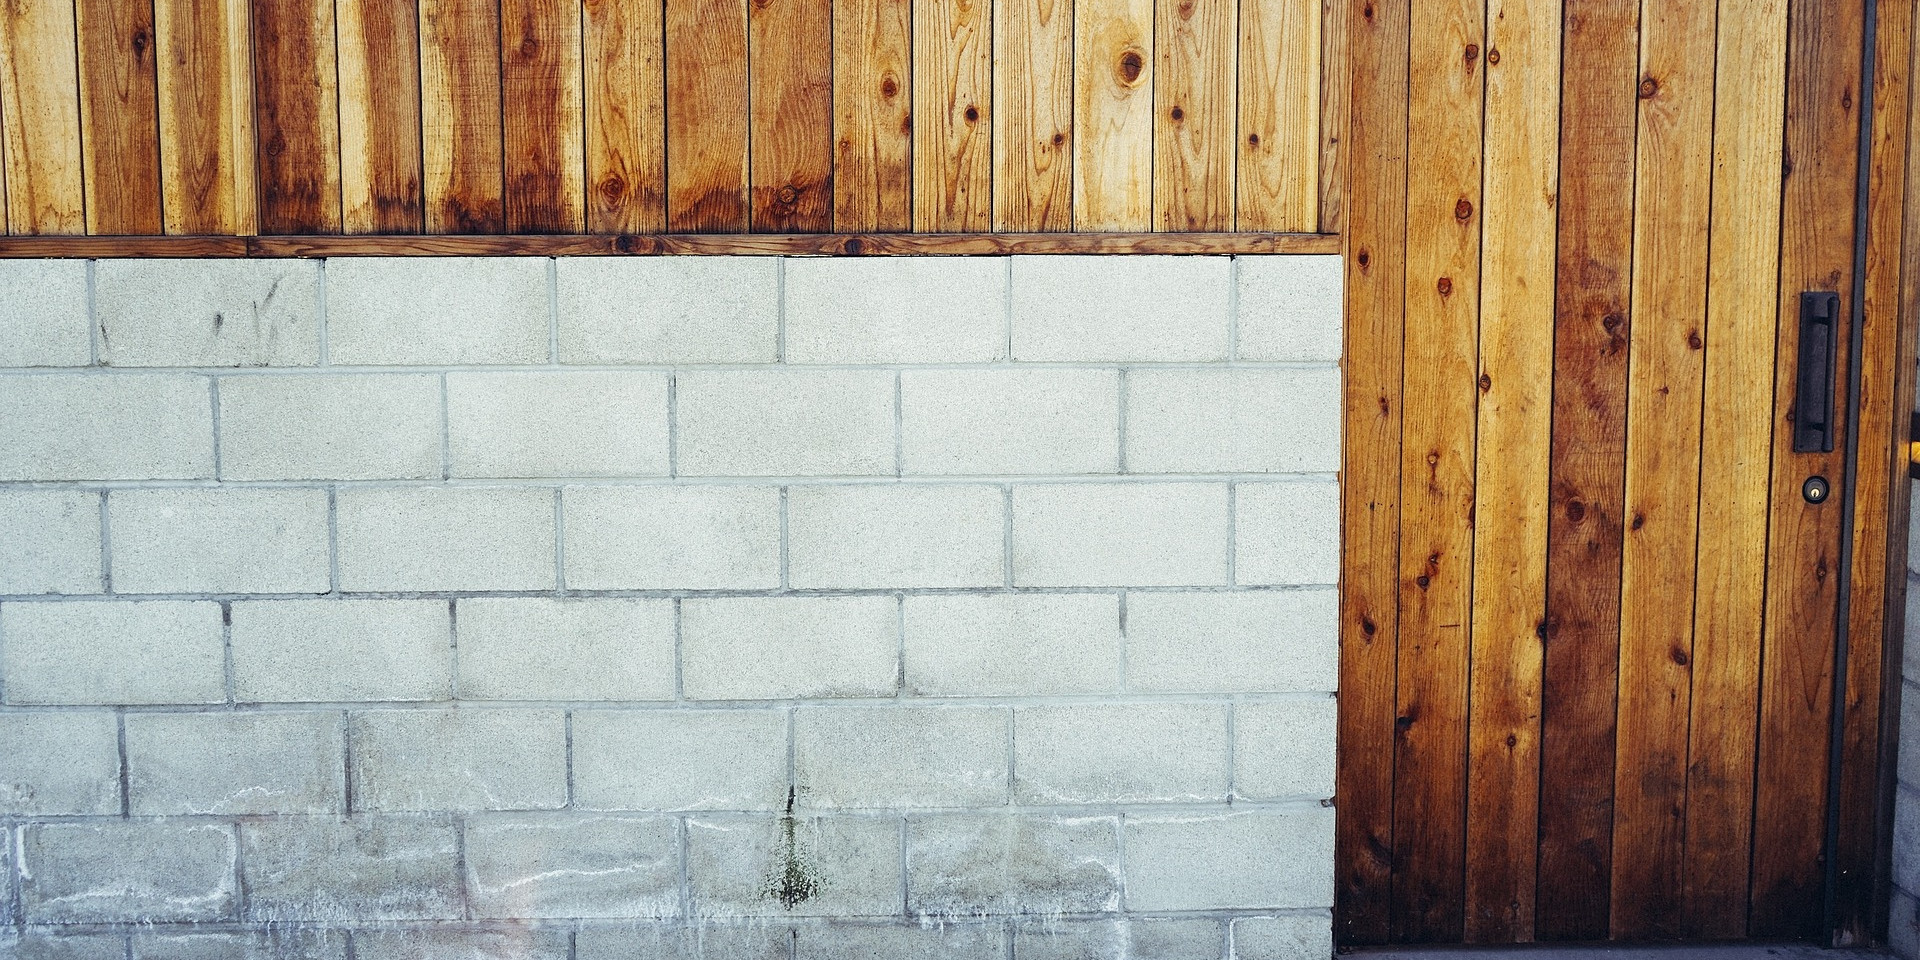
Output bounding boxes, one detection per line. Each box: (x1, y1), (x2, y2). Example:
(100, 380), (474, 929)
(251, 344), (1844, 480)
(253, 0), (341, 233)
(155, 0), (257, 234)
(583, 0), (665, 234)
(337, 0), (424, 233)
(665, 0), (747, 231)
(1236, 0), (1318, 232)
(1071, 0), (1151, 230)
(830, 0), (909, 230)
(76, 0), (164, 234)
(0, 0), (87, 233)
(749, 0), (832, 231)
(1153, 0), (1234, 230)
(1388, 0), (1483, 941)
(1535, 0), (1638, 940)
(1681, 0), (1786, 938)
(1332, 0), (1410, 944)
(502, 0), (585, 232)
(1462, 0), (1557, 940)
(913, 0), (991, 231)
(419, 0), (505, 233)
(993, 0), (1071, 231)
(1317, 0), (1346, 233)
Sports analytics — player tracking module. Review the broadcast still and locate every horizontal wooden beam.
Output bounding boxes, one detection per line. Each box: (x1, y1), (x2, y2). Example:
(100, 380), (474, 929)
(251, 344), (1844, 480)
(0, 232), (1341, 258)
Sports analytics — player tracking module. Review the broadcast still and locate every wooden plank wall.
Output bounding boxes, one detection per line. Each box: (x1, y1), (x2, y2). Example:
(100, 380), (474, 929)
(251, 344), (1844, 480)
(0, 0), (1336, 237)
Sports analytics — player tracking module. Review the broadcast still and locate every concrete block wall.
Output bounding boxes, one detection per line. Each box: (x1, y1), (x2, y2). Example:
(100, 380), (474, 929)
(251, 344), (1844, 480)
(1897, 485), (1920, 958)
(0, 254), (1343, 960)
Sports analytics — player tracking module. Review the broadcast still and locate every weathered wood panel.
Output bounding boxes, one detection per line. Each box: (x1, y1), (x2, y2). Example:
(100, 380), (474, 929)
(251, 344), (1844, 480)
(253, 0), (340, 233)
(830, 0), (910, 231)
(76, 0), (164, 234)
(993, 0), (1073, 231)
(419, 0), (505, 232)
(0, 0), (86, 234)
(1153, 0), (1235, 230)
(502, 0), (586, 233)
(1072, 0), (1153, 230)
(583, 0), (666, 234)
(665, 0), (748, 231)
(913, 0), (992, 230)
(750, 0), (833, 231)
(337, 0), (424, 233)
(154, 0), (256, 234)
(1237, 0), (1318, 231)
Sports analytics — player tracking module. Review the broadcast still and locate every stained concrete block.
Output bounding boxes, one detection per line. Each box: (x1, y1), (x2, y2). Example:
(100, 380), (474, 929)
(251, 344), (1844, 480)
(465, 814), (681, 919)
(0, 933), (128, 960)
(20, 821), (238, 922)
(1013, 920), (1225, 960)
(351, 926), (570, 960)
(794, 924), (1004, 960)
(685, 815), (900, 918)
(1229, 914), (1335, 960)
(794, 706), (1009, 808)
(349, 708), (568, 812)
(239, 815), (463, 921)
(125, 710), (344, 815)
(0, 710), (121, 815)
(573, 709), (789, 812)
(95, 259), (321, 366)
(572, 925), (790, 960)
(906, 814), (1121, 917)
(131, 930), (347, 960)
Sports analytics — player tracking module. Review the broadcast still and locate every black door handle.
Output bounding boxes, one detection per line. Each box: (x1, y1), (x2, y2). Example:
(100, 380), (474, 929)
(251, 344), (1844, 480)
(1793, 291), (1839, 453)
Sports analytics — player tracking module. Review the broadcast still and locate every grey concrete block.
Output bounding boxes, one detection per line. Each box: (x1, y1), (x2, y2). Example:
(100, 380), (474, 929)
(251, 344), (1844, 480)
(0, 933), (127, 960)
(326, 257), (549, 364)
(0, 374), (212, 481)
(787, 484), (1004, 589)
(681, 597), (899, 700)
(336, 487), (557, 591)
(903, 593), (1122, 697)
(465, 814), (681, 919)
(1235, 699), (1337, 801)
(794, 924), (1004, 960)
(1015, 703), (1228, 804)
(457, 597), (676, 701)
(573, 925), (789, 960)
(1014, 920), (1224, 960)
(218, 373), (443, 480)
(1011, 483), (1229, 587)
(783, 257), (1008, 363)
(1906, 580), (1920, 685)
(1891, 888), (1920, 960)
(1125, 591), (1337, 693)
(1897, 786), (1920, 895)
(1229, 915), (1332, 960)
(557, 256), (779, 364)
(0, 260), (90, 366)
(0, 490), (103, 595)
(108, 488), (331, 594)
(1124, 810), (1335, 910)
(0, 712), (119, 815)
(1235, 255), (1343, 362)
(350, 708), (568, 812)
(901, 368), (1120, 476)
(1904, 687), (1920, 788)
(676, 370), (895, 477)
(95, 259), (321, 366)
(1125, 368), (1341, 474)
(1235, 481), (1340, 586)
(1, 600), (225, 705)
(125, 710), (344, 815)
(132, 930), (347, 960)
(448, 371), (671, 478)
(907, 814), (1120, 917)
(574, 708), (789, 811)
(352, 926), (570, 960)
(1011, 256), (1231, 362)
(20, 821), (237, 922)
(794, 706), (1009, 808)
(685, 815), (900, 918)
(564, 485), (783, 590)
(230, 599), (452, 702)
(239, 815), (462, 921)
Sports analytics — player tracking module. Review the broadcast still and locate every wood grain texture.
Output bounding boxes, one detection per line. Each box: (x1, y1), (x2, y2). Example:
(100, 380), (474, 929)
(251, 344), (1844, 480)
(337, 0), (424, 233)
(749, 0), (833, 231)
(913, 0), (991, 230)
(583, 0), (666, 234)
(993, 0), (1072, 231)
(1237, 0), (1318, 231)
(1153, 0), (1234, 230)
(0, 0), (87, 233)
(502, 0), (585, 232)
(1316, 0), (1346, 233)
(419, 0), (505, 233)
(253, 0), (340, 233)
(665, 0), (747, 231)
(830, 0), (909, 230)
(154, 0), (256, 234)
(1071, 0), (1152, 230)
(75, 0), (164, 234)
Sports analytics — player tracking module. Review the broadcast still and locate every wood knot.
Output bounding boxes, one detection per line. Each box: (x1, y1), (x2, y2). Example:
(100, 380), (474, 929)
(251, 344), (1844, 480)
(1601, 312), (1623, 332)
(1416, 574), (1431, 589)
(1395, 714), (1415, 731)
(1170, 105), (1185, 122)
(1630, 513), (1646, 531)
(1464, 43), (1479, 63)
(1638, 76), (1659, 99)
(1505, 734), (1518, 748)
(520, 36), (538, 56)
(1436, 276), (1453, 296)
(1118, 49), (1145, 85)
(1478, 372), (1493, 393)
(1486, 48), (1501, 65)
(777, 184), (801, 206)
(131, 29), (149, 54)
(880, 76), (899, 98)
(1356, 249), (1370, 269)
(841, 236), (865, 254)
(964, 104), (980, 123)
(1247, 133), (1261, 146)
(1686, 330), (1703, 350)
(1454, 198), (1473, 220)
(1564, 499), (1586, 523)
(1052, 132), (1066, 146)
(1363, 2), (1374, 21)
(1670, 648), (1690, 667)
(1360, 616), (1377, 637)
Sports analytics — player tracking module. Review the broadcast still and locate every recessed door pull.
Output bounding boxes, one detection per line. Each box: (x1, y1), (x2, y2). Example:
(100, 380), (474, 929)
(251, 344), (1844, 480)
(1793, 291), (1840, 453)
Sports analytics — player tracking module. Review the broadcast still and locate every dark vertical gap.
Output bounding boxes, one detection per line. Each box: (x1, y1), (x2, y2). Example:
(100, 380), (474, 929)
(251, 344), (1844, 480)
(70, 0), (89, 231)
(147, 0), (165, 232)
(331, 0), (345, 229)
(415, 0), (431, 231)
(1383, 0), (1412, 938)
(1457, 0), (1490, 937)
(495, 0), (507, 232)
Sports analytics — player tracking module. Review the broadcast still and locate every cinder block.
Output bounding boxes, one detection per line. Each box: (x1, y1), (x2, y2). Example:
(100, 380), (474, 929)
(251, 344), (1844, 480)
(1125, 369), (1341, 474)
(20, 821), (237, 922)
(794, 706), (1008, 808)
(0, 932), (128, 960)
(1235, 481), (1339, 586)
(1900, 682), (1919, 788)
(1891, 889), (1920, 960)
(1230, 915), (1334, 960)
(784, 257), (1007, 363)
(336, 487), (557, 591)
(0, 711), (121, 815)
(787, 484), (1004, 589)
(448, 371), (670, 478)
(0, 260), (89, 367)
(564, 486), (782, 590)
(1014, 703), (1228, 804)
(903, 593), (1121, 697)
(1011, 256), (1231, 362)
(240, 815), (462, 921)
(95, 259), (321, 366)
(218, 373), (443, 480)
(685, 815), (899, 917)
(1, 600), (224, 705)
(1234, 699), (1337, 801)
(229, 599), (452, 702)
(1123, 810), (1335, 910)
(1125, 591), (1337, 693)
(325, 257), (549, 364)
(1011, 483), (1229, 587)
(795, 924), (1003, 960)
(109, 488), (331, 594)
(906, 814), (1120, 917)
(573, 708), (789, 812)
(0, 374), (212, 481)
(1014, 920), (1225, 960)
(125, 711), (344, 815)
(132, 930), (347, 960)
(466, 814), (680, 919)
(1906, 582), (1920, 684)
(901, 368), (1120, 476)
(1898, 785), (1920, 894)
(574, 925), (789, 960)
(1235, 255), (1344, 362)
(349, 708), (567, 812)
(676, 370), (895, 477)
(557, 256), (778, 363)
(680, 597), (898, 700)
(351, 927), (569, 960)
(457, 597), (676, 701)
(0, 490), (103, 594)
